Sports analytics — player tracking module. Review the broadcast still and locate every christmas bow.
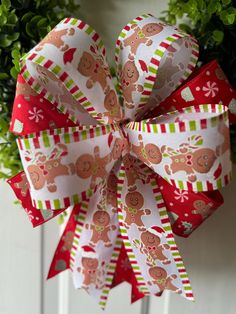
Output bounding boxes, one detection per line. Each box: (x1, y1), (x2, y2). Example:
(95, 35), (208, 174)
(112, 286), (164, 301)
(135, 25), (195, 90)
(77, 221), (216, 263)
(8, 14), (232, 308)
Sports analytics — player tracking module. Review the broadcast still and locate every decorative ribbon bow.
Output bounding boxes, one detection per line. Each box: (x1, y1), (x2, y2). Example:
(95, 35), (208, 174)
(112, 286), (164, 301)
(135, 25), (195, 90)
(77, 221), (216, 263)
(8, 14), (233, 309)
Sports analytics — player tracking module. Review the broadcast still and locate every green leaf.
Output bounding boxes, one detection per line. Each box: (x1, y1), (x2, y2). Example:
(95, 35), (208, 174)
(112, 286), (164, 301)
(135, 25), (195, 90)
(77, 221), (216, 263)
(37, 17), (48, 27)
(2, 0), (11, 9)
(0, 15), (7, 26)
(21, 12), (34, 23)
(30, 15), (42, 25)
(0, 73), (9, 79)
(7, 13), (18, 24)
(11, 49), (20, 59)
(222, 0), (231, 5)
(0, 36), (12, 48)
(212, 30), (224, 45)
(10, 66), (19, 79)
(25, 22), (35, 38)
(220, 9), (236, 25)
(7, 32), (20, 41)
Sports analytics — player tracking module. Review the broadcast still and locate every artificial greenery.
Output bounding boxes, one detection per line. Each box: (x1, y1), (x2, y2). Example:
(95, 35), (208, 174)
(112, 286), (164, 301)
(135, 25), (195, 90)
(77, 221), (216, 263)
(163, 0), (236, 85)
(163, 0), (236, 162)
(0, 0), (79, 178)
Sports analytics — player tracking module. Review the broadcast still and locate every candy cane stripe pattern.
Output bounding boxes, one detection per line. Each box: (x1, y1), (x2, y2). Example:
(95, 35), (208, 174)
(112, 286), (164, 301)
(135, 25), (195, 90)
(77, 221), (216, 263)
(8, 14), (232, 308)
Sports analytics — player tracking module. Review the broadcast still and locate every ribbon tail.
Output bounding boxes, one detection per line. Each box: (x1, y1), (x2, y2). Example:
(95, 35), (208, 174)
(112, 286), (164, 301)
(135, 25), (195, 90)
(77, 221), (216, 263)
(7, 171), (65, 227)
(117, 159), (194, 300)
(110, 241), (146, 303)
(125, 103), (231, 192)
(69, 172), (122, 310)
(47, 205), (81, 279)
(158, 176), (224, 237)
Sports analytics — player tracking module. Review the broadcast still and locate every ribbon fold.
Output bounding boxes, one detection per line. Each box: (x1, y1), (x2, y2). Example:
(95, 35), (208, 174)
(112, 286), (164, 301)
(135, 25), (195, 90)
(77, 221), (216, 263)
(8, 14), (232, 309)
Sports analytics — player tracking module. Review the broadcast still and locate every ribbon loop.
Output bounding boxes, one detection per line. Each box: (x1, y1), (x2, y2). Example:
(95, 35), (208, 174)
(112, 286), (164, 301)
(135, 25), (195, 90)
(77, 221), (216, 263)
(125, 104), (231, 191)
(21, 18), (122, 125)
(116, 14), (198, 120)
(18, 124), (122, 209)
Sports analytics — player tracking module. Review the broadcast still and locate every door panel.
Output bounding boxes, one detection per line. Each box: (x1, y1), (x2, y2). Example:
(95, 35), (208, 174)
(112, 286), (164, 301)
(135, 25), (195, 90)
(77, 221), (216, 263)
(0, 183), (42, 314)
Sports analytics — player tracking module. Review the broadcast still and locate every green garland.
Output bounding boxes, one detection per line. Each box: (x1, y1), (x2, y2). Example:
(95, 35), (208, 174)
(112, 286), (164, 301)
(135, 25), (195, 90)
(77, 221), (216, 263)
(0, 0), (79, 178)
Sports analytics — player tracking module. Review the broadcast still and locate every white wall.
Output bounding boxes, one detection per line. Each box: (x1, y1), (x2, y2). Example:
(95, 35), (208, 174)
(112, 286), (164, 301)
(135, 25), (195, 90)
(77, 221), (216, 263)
(78, 0), (168, 65)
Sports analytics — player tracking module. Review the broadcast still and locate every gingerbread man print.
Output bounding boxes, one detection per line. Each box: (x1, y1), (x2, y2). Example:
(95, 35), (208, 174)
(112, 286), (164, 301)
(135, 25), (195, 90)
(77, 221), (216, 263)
(16, 77), (38, 100)
(111, 138), (125, 160)
(77, 50), (110, 92)
(106, 172), (118, 208)
(57, 83), (85, 114)
(123, 154), (152, 187)
(122, 190), (151, 230)
(148, 266), (181, 294)
(14, 172), (29, 197)
(120, 60), (143, 108)
(163, 136), (217, 182)
(122, 23), (164, 55)
(139, 227), (170, 266)
(102, 89), (123, 123)
(27, 144), (75, 193)
(76, 146), (111, 189)
(192, 200), (213, 219)
(77, 246), (104, 290)
(86, 210), (116, 247)
(216, 122), (230, 156)
(61, 231), (74, 252)
(153, 57), (181, 89)
(36, 28), (75, 51)
(131, 134), (162, 168)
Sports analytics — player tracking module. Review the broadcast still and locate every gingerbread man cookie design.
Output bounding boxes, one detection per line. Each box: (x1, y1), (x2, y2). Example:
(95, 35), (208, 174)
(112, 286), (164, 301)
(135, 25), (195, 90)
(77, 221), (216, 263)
(16, 78), (38, 100)
(102, 89), (123, 123)
(111, 138), (125, 160)
(77, 50), (110, 92)
(14, 172), (29, 197)
(36, 28), (75, 51)
(139, 227), (170, 265)
(216, 122), (230, 156)
(122, 190), (151, 230)
(86, 210), (116, 247)
(122, 23), (164, 55)
(148, 266), (181, 294)
(120, 60), (143, 108)
(76, 146), (111, 189)
(131, 134), (162, 168)
(192, 200), (213, 219)
(36, 65), (58, 84)
(153, 57), (181, 89)
(77, 246), (105, 290)
(163, 137), (217, 182)
(106, 172), (118, 208)
(123, 154), (152, 187)
(27, 144), (75, 193)
(57, 83), (84, 113)
(61, 231), (74, 252)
